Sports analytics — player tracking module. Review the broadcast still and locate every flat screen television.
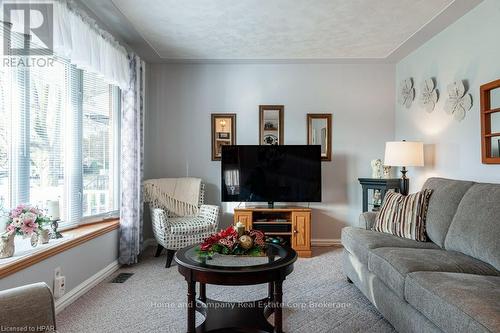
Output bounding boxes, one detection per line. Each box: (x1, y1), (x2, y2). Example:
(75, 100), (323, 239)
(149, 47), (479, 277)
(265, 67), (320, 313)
(221, 145), (322, 205)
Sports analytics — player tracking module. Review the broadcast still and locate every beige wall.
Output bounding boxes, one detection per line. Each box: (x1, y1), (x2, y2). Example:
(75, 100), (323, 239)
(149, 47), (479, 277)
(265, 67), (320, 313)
(145, 63), (395, 241)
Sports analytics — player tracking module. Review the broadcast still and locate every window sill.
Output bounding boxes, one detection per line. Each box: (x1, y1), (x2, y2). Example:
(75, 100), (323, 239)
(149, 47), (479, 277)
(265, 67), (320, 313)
(0, 219), (119, 279)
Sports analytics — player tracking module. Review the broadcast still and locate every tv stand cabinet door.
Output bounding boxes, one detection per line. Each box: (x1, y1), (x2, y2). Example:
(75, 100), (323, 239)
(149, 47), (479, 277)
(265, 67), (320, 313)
(291, 212), (311, 256)
(234, 211), (252, 230)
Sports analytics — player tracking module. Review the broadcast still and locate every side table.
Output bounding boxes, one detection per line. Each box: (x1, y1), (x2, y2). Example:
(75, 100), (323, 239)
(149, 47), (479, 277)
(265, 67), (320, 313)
(358, 178), (408, 212)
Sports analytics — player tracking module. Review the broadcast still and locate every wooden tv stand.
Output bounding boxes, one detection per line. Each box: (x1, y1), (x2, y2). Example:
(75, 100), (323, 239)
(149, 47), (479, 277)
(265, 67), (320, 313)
(233, 206), (312, 257)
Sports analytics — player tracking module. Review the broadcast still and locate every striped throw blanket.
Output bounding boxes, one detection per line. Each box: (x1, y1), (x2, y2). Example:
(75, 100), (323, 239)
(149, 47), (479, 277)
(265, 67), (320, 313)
(374, 189), (433, 241)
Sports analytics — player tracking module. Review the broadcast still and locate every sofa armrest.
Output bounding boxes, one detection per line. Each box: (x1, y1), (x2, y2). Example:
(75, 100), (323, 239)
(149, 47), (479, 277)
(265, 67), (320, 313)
(359, 211), (377, 230)
(0, 282), (56, 332)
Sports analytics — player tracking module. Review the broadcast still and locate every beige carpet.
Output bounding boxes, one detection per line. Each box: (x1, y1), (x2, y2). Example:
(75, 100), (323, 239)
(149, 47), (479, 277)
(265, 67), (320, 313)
(57, 247), (395, 333)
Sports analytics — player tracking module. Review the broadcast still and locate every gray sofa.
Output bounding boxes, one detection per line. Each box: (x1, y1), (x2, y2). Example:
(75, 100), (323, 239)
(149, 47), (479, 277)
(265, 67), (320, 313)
(341, 178), (500, 333)
(0, 282), (56, 331)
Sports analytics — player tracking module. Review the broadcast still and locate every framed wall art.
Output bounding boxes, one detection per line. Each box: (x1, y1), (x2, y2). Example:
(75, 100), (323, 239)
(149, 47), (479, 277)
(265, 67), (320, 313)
(259, 105), (284, 145)
(307, 113), (332, 161)
(211, 113), (236, 161)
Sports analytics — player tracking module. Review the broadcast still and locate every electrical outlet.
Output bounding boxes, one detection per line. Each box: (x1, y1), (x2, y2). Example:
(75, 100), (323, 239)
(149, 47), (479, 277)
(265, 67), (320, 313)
(54, 267), (62, 280)
(53, 276), (66, 299)
(53, 267), (64, 298)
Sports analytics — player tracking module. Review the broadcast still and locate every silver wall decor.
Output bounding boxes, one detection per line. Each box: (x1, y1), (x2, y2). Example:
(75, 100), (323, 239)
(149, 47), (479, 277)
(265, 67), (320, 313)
(399, 78), (415, 109)
(419, 78), (438, 112)
(444, 80), (472, 122)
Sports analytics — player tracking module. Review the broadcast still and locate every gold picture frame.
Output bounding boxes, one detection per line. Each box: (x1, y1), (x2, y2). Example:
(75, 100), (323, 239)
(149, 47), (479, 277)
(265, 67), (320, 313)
(307, 113), (332, 161)
(211, 113), (236, 161)
(259, 105), (284, 145)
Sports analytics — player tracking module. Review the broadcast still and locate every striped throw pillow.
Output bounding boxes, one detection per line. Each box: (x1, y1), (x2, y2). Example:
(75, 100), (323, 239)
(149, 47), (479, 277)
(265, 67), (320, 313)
(374, 189), (433, 241)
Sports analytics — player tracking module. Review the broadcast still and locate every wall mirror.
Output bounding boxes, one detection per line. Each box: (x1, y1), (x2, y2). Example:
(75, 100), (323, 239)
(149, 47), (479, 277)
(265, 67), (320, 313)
(211, 113), (236, 161)
(307, 113), (332, 161)
(259, 105), (284, 145)
(480, 79), (500, 164)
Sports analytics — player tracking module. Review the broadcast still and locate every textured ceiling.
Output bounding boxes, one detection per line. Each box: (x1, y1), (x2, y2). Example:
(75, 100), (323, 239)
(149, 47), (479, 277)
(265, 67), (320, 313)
(111, 0), (455, 60)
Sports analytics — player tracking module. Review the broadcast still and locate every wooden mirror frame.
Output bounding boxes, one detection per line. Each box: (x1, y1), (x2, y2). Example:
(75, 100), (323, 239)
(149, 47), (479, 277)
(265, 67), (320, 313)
(259, 105), (284, 145)
(211, 113), (236, 161)
(480, 79), (500, 164)
(307, 113), (332, 161)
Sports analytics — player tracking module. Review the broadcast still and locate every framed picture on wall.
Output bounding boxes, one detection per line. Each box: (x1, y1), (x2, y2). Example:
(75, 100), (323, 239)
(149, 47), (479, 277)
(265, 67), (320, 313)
(307, 113), (332, 161)
(211, 113), (236, 161)
(259, 105), (284, 145)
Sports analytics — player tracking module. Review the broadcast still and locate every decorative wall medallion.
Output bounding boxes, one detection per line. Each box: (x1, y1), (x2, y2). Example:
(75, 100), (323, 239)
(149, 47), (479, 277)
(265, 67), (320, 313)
(419, 78), (438, 112)
(399, 78), (415, 109)
(444, 80), (472, 121)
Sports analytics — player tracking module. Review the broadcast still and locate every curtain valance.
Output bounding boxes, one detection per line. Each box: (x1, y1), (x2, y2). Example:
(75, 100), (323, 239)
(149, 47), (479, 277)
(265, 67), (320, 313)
(4, 0), (130, 90)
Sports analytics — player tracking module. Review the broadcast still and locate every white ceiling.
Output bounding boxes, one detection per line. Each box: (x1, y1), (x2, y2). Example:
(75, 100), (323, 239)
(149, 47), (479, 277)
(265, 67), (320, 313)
(79, 0), (482, 62)
(111, 0), (456, 60)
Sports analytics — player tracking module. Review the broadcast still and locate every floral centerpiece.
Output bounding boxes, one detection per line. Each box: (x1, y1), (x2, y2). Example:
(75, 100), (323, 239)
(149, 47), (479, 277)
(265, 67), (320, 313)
(198, 226), (266, 257)
(6, 204), (50, 237)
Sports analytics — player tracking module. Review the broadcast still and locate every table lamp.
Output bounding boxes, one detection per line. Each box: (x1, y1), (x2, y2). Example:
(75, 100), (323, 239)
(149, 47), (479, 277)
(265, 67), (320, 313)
(384, 141), (424, 179)
(384, 141), (424, 195)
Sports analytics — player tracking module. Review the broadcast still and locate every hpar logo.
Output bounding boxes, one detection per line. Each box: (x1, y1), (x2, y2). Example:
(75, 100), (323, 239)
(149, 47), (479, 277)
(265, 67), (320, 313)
(3, 1), (53, 56)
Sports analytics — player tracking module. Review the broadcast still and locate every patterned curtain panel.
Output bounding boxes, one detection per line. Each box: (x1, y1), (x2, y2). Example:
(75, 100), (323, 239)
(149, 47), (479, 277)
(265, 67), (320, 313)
(119, 54), (145, 265)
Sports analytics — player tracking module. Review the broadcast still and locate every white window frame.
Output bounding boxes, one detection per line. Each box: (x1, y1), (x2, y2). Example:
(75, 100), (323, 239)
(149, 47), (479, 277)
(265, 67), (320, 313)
(3, 57), (121, 228)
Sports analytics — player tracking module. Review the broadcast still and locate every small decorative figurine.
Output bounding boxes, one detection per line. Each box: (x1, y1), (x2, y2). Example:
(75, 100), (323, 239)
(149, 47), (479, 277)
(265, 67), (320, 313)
(371, 159), (383, 179)
(383, 165), (392, 179)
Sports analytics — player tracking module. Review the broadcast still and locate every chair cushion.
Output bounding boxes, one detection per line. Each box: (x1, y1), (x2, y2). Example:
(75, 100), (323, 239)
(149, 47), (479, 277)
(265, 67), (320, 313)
(169, 217), (215, 235)
(341, 227), (439, 265)
(405, 272), (500, 333)
(422, 178), (475, 248)
(445, 183), (500, 271)
(374, 189), (433, 241)
(368, 247), (500, 299)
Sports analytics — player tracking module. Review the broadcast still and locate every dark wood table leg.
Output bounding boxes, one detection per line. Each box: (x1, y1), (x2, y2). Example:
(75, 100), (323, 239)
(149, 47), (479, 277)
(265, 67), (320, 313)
(199, 282), (206, 303)
(268, 282), (274, 302)
(187, 280), (196, 333)
(274, 280), (283, 333)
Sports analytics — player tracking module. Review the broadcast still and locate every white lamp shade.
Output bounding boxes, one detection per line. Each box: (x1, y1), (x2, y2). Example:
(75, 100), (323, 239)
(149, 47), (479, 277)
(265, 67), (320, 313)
(384, 141), (424, 167)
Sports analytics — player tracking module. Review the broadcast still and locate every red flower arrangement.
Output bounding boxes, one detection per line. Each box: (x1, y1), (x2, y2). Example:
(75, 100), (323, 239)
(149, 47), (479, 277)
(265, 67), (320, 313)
(199, 226), (266, 256)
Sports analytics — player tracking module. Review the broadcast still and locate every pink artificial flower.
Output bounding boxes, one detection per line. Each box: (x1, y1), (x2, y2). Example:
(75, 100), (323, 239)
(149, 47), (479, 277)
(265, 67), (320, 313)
(10, 208), (23, 218)
(6, 224), (16, 233)
(20, 218), (38, 235)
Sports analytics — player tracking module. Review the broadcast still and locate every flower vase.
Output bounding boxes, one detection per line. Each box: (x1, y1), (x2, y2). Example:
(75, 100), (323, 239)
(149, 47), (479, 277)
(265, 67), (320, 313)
(0, 231), (15, 259)
(38, 229), (50, 244)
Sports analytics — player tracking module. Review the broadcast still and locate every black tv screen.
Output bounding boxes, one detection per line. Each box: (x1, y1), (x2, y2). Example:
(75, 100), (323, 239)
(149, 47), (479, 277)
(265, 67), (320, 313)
(221, 145), (322, 203)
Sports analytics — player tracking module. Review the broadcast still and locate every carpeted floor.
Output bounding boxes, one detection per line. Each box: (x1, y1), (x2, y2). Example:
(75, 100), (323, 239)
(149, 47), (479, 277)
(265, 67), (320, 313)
(57, 247), (395, 333)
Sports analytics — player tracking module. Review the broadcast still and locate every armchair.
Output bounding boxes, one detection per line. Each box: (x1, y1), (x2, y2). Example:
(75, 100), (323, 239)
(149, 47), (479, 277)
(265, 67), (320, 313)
(149, 183), (220, 267)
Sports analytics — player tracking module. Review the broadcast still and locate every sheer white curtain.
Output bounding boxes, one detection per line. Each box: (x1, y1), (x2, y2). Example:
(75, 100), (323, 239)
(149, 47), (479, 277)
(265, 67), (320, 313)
(3, 0), (130, 90)
(53, 0), (130, 90)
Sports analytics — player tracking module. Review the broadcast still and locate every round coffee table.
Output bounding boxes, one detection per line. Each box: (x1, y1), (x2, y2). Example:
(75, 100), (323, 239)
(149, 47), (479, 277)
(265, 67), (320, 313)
(175, 243), (297, 333)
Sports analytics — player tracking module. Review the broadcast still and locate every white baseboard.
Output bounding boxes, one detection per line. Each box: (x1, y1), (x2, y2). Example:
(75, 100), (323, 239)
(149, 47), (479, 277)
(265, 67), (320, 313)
(55, 260), (121, 314)
(311, 238), (342, 247)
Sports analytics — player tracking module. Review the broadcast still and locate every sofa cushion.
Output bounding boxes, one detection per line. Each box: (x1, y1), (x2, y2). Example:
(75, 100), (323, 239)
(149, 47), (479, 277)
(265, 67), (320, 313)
(422, 178), (475, 248)
(368, 247), (500, 299)
(341, 227), (439, 265)
(405, 272), (500, 333)
(374, 189), (433, 241)
(444, 183), (500, 271)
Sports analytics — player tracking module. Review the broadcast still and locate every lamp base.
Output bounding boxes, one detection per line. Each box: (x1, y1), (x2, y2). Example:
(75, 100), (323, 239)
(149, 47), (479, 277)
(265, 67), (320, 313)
(400, 166), (409, 195)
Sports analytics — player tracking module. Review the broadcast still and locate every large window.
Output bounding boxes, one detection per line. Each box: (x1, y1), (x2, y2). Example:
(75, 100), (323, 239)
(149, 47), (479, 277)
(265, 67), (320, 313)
(0, 51), (120, 226)
(82, 73), (119, 217)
